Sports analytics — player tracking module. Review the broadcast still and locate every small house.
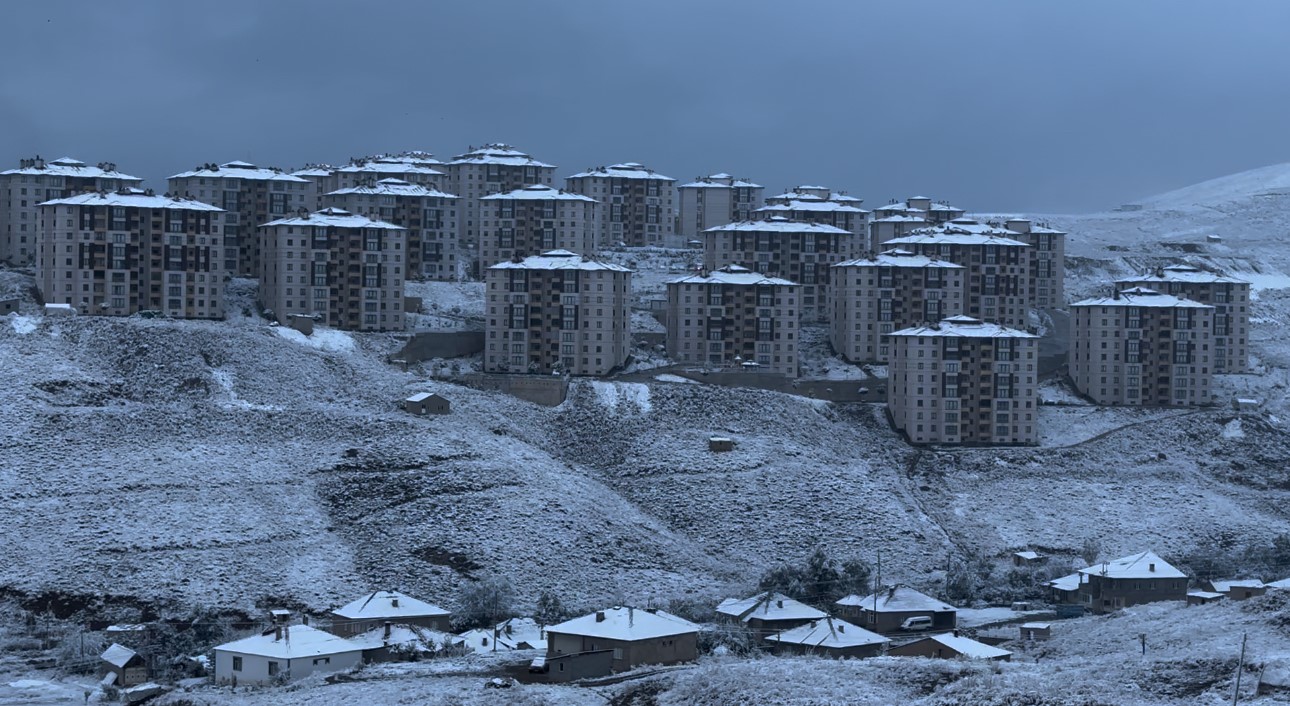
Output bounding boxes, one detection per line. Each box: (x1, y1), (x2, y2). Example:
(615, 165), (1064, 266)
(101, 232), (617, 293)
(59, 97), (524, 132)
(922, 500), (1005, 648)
(1187, 590), (1225, 606)
(459, 617), (547, 654)
(330, 590), (452, 636)
(764, 617), (890, 658)
(1012, 550), (1047, 567)
(1048, 572), (1082, 604)
(1206, 579), (1266, 601)
(1077, 551), (1187, 614)
(213, 624), (363, 685)
(404, 392), (451, 415)
(835, 586), (957, 634)
(708, 436), (734, 452)
(0, 298), (17, 315)
(100, 643), (147, 687)
(287, 314), (315, 336)
(352, 622), (462, 662)
(546, 607), (699, 674)
(716, 592), (827, 635)
(44, 303), (76, 316)
(1018, 622), (1051, 641)
(888, 632), (1012, 662)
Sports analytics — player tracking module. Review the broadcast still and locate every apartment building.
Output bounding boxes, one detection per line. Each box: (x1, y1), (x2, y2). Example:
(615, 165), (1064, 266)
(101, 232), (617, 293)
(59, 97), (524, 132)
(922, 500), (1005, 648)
(168, 161), (311, 276)
(323, 178), (460, 281)
(829, 249), (965, 363)
(1003, 219), (1066, 309)
(666, 265), (800, 376)
(676, 174), (763, 241)
(477, 185), (598, 269)
(325, 156), (445, 193)
(887, 315), (1040, 445)
(1069, 287), (1214, 406)
(704, 217), (863, 322)
(259, 207), (406, 332)
(2, 156), (142, 265)
(565, 163), (675, 248)
(872, 196), (964, 225)
(886, 220), (1034, 328)
(1116, 264), (1249, 373)
(484, 250), (631, 376)
(442, 144), (557, 252)
(291, 165), (335, 210)
(755, 186), (868, 241)
(37, 189), (225, 319)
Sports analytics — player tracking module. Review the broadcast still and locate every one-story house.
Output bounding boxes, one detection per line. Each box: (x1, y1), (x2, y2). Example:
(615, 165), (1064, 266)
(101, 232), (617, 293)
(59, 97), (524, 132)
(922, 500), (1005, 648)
(100, 643), (148, 687)
(1078, 551), (1187, 614)
(546, 607), (699, 674)
(404, 392), (450, 415)
(715, 592), (827, 635)
(0, 298), (18, 316)
(1205, 579), (1267, 601)
(351, 622), (463, 662)
(834, 586), (957, 633)
(459, 617), (547, 654)
(888, 633), (1012, 661)
(214, 624), (363, 686)
(329, 590), (451, 637)
(1018, 622), (1051, 641)
(1013, 551), (1047, 567)
(764, 617), (889, 659)
(1187, 590), (1225, 606)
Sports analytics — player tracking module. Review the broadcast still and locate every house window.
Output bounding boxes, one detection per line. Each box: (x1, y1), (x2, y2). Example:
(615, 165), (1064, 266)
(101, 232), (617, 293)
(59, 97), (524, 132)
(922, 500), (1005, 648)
(232, 656), (243, 671)
(312, 657), (330, 666)
(612, 648), (623, 660)
(267, 661), (279, 676)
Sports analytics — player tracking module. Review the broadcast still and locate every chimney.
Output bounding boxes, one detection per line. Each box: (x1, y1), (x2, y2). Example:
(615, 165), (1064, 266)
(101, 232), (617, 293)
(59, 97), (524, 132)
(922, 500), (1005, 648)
(595, 611), (606, 622)
(302, 614), (309, 626)
(837, 624), (845, 633)
(383, 621), (392, 640)
(776, 600), (784, 609)
(1149, 563), (1156, 572)
(391, 597), (400, 608)
(274, 625), (282, 641)
(887, 586), (896, 600)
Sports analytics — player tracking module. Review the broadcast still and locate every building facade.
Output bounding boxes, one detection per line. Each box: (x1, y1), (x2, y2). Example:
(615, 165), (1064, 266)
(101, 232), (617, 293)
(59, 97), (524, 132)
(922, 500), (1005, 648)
(324, 156), (445, 194)
(1077, 551), (1188, 614)
(37, 190), (225, 319)
(1116, 264), (1249, 373)
(703, 217), (859, 321)
(168, 161), (311, 276)
(484, 250), (631, 376)
(830, 249), (965, 363)
(1, 157), (141, 265)
(676, 174), (763, 241)
(1069, 287), (1214, 406)
(755, 186), (868, 241)
(666, 265), (799, 376)
(1005, 219), (1066, 308)
(887, 316), (1040, 445)
(442, 144), (557, 253)
(323, 178), (460, 281)
(259, 207), (406, 331)
(565, 162), (675, 248)
(478, 185), (599, 269)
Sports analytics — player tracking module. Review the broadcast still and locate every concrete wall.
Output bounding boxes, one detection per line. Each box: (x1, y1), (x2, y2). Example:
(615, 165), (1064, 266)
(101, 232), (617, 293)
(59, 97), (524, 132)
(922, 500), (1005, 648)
(544, 650), (615, 682)
(463, 373), (569, 406)
(394, 331), (485, 364)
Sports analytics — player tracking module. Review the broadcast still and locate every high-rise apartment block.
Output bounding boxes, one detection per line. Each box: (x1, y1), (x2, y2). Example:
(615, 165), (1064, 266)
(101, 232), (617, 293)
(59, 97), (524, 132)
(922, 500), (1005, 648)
(324, 156), (445, 193)
(443, 144), (557, 256)
(323, 178), (460, 281)
(565, 162), (675, 248)
(484, 250), (631, 376)
(755, 186), (868, 241)
(168, 161), (311, 276)
(258, 207), (406, 332)
(666, 265), (799, 376)
(1004, 219), (1066, 309)
(1115, 264), (1249, 373)
(37, 189), (225, 319)
(1069, 287), (1214, 406)
(703, 217), (862, 321)
(829, 249), (965, 363)
(888, 316), (1040, 445)
(677, 174), (763, 241)
(886, 220), (1034, 328)
(2, 157), (142, 265)
(870, 197), (964, 251)
(477, 185), (598, 268)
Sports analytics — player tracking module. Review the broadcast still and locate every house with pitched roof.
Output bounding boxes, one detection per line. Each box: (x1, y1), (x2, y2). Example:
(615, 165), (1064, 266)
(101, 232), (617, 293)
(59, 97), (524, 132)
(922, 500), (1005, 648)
(213, 624), (364, 685)
(1204, 579), (1267, 601)
(764, 617), (890, 658)
(835, 586), (957, 634)
(459, 617), (547, 654)
(100, 643), (147, 687)
(889, 632), (1012, 661)
(546, 607), (699, 673)
(715, 591), (827, 635)
(1048, 572), (1083, 604)
(1077, 551), (1188, 614)
(329, 590), (451, 637)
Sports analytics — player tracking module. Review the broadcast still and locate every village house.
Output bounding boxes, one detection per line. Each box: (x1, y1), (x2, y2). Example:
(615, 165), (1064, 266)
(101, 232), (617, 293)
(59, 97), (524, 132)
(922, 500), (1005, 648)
(1205, 579), (1267, 601)
(329, 590), (452, 637)
(834, 586), (957, 634)
(0, 297), (18, 315)
(1187, 590), (1225, 606)
(889, 633), (1012, 661)
(1078, 550), (1188, 614)
(546, 607), (699, 674)
(352, 622), (462, 662)
(1048, 572), (1082, 604)
(764, 617), (890, 659)
(100, 643), (147, 688)
(404, 392), (450, 415)
(214, 624), (364, 686)
(459, 617), (547, 654)
(715, 591), (828, 635)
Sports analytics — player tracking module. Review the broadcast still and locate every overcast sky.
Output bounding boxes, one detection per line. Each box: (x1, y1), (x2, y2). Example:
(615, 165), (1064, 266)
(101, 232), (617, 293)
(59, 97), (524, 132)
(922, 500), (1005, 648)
(2, 1), (1288, 213)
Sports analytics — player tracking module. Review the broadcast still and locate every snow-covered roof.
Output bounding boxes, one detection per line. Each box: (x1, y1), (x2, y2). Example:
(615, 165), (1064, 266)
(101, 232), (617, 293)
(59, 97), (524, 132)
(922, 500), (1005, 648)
(101, 643), (139, 668)
(1019, 622), (1051, 630)
(349, 624), (460, 652)
(1014, 551), (1042, 560)
(169, 161), (309, 182)
(1210, 579), (1265, 592)
(872, 214), (929, 223)
(567, 162), (675, 181)
(715, 592), (827, 623)
(327, 178), (457, 199)
(668, 265), (798, 287)
(679, 175), (762, 189)
(40, 191), (226, 212)
(2, 157), (141, 181)
(873, 204), (927, 215)
(833, 249), (963, 269)
(215, 625), (363, 659)
(835, 586), (956, 613)
(458, 617), (547, 654)
(923, 633), (1011, 660)
(1047, 572), (1082, 592)
(1188, 590), (1224, 600)
(887, 316), (1039, 339)
(293, 166), (334, 177)
(1119, 264), (1251, 285)
(547, 607), (698, 642)
(1071, 287), (1214, 309)
(885, 231), (1029, 248)
(1079, 551), (1186, 580)
(405, 392), (438, 403)
(1268, 577), (1290, 590)
(756, 201), (868, 214)
(262, 207), (405, 231)
(479, 184), (596, 202)
(705, 218), (852, 235)
(764, 617), (888, 649)
(487, 250), (632, 272)
(334, 161), (444, 177)
(768, 188), (861, 203)
(446, 144), (555, 168)
(332, 590), (449, 620)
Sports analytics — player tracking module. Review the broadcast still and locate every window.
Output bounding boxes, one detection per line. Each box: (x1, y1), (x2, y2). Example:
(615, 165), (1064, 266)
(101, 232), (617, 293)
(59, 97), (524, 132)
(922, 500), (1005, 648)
(232, 656), (242, 672)
(267, 661), (279, 676)
(312, 657), (330, 666)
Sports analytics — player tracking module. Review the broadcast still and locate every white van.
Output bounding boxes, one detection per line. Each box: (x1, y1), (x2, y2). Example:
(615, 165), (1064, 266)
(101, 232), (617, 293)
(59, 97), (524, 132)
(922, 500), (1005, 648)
(900, 616), (933, 631)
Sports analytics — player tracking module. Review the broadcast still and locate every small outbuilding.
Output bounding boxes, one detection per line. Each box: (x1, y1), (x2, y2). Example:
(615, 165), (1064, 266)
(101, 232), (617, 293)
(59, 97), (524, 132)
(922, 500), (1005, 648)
(1047, 572), (1082, 604)
(1206, 579), (1266, 601)
(1187, 591), (1225, 606)
(404, 392), (451, 415)
(287, 314), (315, 336)
(0, 298), (18, 315)
(708, 436), (734, 452)
(1012, 550), (1047, 567)
(764, 617), (890, 658)
(1018, 622), (1052, 641)
(44, 303), (76, 316)
(888, 632), (1012, 662)
(101, 643), (148, 687)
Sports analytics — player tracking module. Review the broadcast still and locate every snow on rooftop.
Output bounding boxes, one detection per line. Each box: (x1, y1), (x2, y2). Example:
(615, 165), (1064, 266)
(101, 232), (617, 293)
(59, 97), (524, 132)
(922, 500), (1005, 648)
(1210, 579), (1265, 592)
(447, 144), (555, 168)
(886, 231), (1029, 247)
(1071, 287), (1214, 309)
(479, 184), (596, 202)
(756, 200), (868, 214)
(2, 157), (141, 181)
(1019, 622), (1051, 630)
(458, 617), (547, 654)
(327, 179), (457, 199)
(332, 590), (449, 620)
(40, 191), (225, 212)
(1118, 264), (1251, 285)
(764, 617), (888, 649)
(873, 214), (929, 223)
(1048, 572), (1082, 592)
(668, 265), (798, 287)
(262, 207), (405, 230)
(170, 161), (309, 182)
(705, 218), (852, 235)
(715, 592), (827, 623)
(835, 585), (956, 612)
(567, 163), (675, 181)
(293, 166), (334, 177)
(487, 250), (632, 272)
(335, 161), (444, 177)
(1078, 551), (1186, 580)
(547, 607), (698, 642)
(1014, 551), (1042, 560)
(215, 625), (362, 659)
(1267, 578), (1290, 590)
(100, 643), (138, 668)
(924, 633), (1012, 660)
(833, 249), (963, 269)
(405, 392), (435, 403)
(349, 624), (460, 653)
(888, 316), (1039, 339)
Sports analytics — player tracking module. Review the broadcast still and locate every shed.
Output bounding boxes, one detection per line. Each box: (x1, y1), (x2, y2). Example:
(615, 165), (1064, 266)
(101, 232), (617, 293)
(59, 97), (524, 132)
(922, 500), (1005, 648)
(1012, 550), (1047, 567)
(287, 314), (315, 336)
(44, 303), (76, 316)
(404, 392), (450, 415)
(888, 633), (1012, 661)
(1206, 579), (1266, 601)
(1187, 591), (1225, 606)
(1018, 622), (1052, 641)
(1206, 234), (1223, 243)
(101, 643), (148, 687)
(0, 298), (17, 315)
(708, 436), (734, 452)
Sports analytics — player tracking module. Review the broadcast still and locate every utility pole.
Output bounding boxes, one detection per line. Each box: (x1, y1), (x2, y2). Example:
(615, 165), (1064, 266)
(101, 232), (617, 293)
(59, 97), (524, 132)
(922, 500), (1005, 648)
(1232, 632), (1247, 706)
(874, 550), (881, 619)
(1139, 633), (1146, 656)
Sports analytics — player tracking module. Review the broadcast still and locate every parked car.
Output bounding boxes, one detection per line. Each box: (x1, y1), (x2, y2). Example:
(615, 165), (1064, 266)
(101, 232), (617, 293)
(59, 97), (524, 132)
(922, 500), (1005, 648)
(900, 616), (933, 631)
(528, 655), (548, 673)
